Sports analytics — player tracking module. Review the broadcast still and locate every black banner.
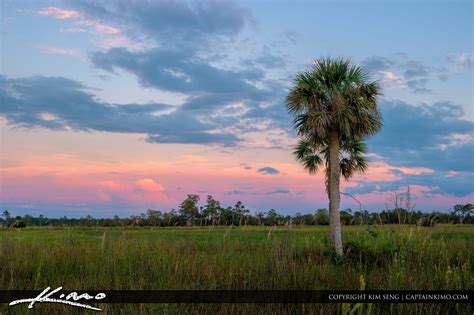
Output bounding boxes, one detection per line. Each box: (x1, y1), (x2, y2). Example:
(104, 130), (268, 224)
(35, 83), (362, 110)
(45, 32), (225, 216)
(1, 289), (473, 304)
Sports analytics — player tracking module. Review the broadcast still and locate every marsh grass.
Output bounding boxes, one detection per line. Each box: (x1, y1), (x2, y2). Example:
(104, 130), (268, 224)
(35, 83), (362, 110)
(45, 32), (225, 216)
(0, 225), (472, 314)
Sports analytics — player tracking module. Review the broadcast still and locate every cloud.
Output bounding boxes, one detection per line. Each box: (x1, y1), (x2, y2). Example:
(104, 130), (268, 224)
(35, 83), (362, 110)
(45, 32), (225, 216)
(37, 5), (140, 51)
(38, 7), (79, 19)
(402, 60), (429, 79)
(228, 190), (245, 195)
(444, 52), (474, 69)
(242, 45), (286, 69)
(257, 167), (280, 175)
(379, 70), (431, 94)
(91, 47), (266, 95)
(405, 78), (431, 94)
(346, 170), (473, 198)
(97, 178), (169, 203)
(338, 98), (474, 198)
(379, 71), (405, 87)
(283, 30), (303, 45)
(40, 46), (84, 59)
(59, 27), (86, 33)
(98, 34), (150, 51)
(438, 133), (474, 150)
(69, 0), (288, 145)
(135, 178), (165, 193)
(74, 19), (121, 35)
(369, 101), (473, 172)
(266, 188), (290, 194)
(38, 6), (119, 34)
(0, 75), (238, 145)
(361, 55), (448, 94)
(68, 0), (252, 49)
(362, 55), (396, 74)
(146, 131), (238, 145)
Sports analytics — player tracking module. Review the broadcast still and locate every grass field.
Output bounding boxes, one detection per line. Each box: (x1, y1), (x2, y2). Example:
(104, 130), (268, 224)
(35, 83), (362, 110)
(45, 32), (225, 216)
(1, 225), (473, 314)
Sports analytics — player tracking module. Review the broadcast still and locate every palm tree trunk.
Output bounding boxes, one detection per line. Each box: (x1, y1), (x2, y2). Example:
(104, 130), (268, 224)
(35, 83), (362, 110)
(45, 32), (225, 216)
(328, 129), (343, 256)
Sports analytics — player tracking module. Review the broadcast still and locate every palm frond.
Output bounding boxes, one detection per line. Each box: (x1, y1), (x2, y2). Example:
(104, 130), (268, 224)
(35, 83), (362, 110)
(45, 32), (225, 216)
(293, 139), (324, 174)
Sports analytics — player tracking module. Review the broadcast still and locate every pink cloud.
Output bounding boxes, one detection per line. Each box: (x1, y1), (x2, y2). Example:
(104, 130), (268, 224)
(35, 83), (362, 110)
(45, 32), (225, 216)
(37, 6), (152, 52)
(38, 7), (121, 35)
(135, 178), (165, 193)
(40, 46), (84, 59)
(74, 19), (121, 35)
(38, 7), (79, 19)
(379, 71), (406, 88)
(95, 178), (169, 205)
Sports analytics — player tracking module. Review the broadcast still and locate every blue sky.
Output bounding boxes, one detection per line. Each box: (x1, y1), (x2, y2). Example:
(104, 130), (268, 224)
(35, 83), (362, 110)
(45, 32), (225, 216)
(0, 0), (473, 217)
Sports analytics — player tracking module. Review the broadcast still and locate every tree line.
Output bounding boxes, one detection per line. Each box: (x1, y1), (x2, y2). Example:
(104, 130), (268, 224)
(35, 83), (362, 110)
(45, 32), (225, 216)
(1, 195), (472, 228)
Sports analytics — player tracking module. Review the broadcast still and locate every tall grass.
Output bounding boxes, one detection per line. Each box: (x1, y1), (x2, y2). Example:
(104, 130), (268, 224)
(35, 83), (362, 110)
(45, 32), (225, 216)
(1, 225), (472, 314)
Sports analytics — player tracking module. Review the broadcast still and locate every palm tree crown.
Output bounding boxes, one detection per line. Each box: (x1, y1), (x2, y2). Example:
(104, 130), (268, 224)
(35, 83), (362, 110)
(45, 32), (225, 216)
(286, 58), (382, 141)
(287, 58), (382, 182)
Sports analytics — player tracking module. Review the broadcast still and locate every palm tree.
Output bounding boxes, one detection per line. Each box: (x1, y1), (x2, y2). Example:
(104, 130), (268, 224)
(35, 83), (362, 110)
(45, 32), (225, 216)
(286, 58), (382, 255)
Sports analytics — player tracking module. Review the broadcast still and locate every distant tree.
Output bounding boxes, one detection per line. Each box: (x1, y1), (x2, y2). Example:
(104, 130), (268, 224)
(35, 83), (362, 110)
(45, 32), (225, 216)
(314, 208), (329, 225)
(267, 209), (281, 226)
(146, 209), (163, 226)
(179, 194), (200, 226)
(157, 209), (175, 226)
(37, 214), (47, 226)
(233, 201), (249, 226)
(112, 215), (121, 226)
(453, 204), (474, 224)
(2, 210), (11, 226)
(339, 209), (353, 225)
(202, 195), (221, 226)
(255, 211), (265, 226)
(387, 185), (407, 224)
(10, 218), (26, 228)
(130, 215), (142, 227)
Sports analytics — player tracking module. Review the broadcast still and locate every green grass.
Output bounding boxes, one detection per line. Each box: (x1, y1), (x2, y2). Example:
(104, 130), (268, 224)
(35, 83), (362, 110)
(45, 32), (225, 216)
(1, 225), (473, 314)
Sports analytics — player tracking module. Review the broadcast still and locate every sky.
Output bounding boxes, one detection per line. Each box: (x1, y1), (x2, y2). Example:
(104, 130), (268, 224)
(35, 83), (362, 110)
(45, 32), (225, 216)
(0, 0), (473, 217)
